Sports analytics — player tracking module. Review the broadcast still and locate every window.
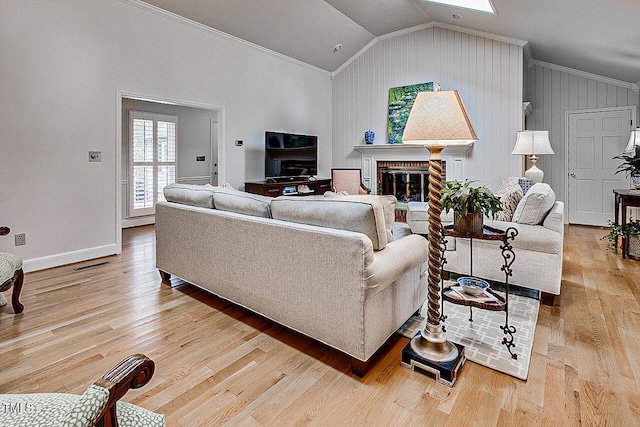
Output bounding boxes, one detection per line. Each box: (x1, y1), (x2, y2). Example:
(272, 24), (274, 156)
(129, 111), (177, 217)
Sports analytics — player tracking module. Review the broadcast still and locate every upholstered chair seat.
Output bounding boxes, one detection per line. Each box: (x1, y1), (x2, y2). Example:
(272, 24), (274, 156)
(0, 252), (24, 313)
(0, 354), (165, 427)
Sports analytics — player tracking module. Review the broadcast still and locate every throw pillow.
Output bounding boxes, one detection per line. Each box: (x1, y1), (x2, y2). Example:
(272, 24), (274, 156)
(512, 183), (556, 225)
(494, 182), (523, 222)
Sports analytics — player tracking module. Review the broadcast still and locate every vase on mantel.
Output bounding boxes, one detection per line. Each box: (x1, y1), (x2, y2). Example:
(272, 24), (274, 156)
(632, 175), (640, 189)
(364, 130), (374, 144)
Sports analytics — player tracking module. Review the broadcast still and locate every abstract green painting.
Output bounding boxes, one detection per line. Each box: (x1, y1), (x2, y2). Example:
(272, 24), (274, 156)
(387, 82), (433, 144)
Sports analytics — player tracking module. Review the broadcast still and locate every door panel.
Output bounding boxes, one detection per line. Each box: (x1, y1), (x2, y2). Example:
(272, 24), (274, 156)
(568, 109), (632, 226)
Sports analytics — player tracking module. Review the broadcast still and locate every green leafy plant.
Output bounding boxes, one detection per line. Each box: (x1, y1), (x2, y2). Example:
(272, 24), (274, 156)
(601, 219), (640, 253)
(441, 180), (502, 221)
(613, 145), (640, 177)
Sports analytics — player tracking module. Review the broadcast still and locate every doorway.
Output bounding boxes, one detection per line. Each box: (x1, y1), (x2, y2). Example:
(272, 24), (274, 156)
(566, 106), (635, 226)
(116, 92), (225, 252)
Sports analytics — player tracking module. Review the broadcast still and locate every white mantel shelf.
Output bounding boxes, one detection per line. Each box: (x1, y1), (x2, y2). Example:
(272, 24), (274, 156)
(353, 143), (473, 156)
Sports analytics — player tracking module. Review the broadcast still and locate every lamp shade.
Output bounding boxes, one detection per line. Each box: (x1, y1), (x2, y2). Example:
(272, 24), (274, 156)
(511, 130), (554, 155)
(625, 128), (640, 153)
(402, 90), (478, 146)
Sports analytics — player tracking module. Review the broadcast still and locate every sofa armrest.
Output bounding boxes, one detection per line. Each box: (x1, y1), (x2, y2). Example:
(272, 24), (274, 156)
(364, 234), (428, 297)
(542, 201), (565, 233)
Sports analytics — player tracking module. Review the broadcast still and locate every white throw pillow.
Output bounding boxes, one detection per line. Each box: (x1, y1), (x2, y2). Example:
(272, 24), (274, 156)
(512, 183), (556, 225)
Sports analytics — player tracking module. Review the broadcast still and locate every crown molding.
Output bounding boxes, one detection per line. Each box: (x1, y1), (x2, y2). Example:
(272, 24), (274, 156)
(334, 21), (527, 75)
(116, 0), (331, 77)
(523, 44), (533, 68)
(530, 59), (639, 92)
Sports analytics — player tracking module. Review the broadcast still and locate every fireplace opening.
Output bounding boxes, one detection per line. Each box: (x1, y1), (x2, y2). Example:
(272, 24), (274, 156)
(377, 161), (446, 222)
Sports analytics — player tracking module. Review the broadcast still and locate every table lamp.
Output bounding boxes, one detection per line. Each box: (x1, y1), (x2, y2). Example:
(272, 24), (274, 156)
(400, 88), (477, 385)
(511, 130), (554, 184)
(624, 127), (640, 153)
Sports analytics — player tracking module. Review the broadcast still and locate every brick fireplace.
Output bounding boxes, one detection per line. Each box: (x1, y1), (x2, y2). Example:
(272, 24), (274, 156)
(377, 161), (446, 221)
(352, 144), (467, 222)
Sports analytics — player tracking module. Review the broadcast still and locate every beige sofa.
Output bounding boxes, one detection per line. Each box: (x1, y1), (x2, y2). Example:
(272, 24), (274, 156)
(155, 184), (428, 375)
(406, 183), (565, 305)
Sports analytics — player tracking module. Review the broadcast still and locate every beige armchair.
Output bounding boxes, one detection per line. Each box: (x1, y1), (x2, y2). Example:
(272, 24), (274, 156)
(331, 168), (371, 195)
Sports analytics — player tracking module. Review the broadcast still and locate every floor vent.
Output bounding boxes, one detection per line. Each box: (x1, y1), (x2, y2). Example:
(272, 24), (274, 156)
(73, 261), (110, 272)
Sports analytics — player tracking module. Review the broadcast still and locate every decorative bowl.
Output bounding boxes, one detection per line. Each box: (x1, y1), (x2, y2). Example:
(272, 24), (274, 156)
(457, 277), (489, 296)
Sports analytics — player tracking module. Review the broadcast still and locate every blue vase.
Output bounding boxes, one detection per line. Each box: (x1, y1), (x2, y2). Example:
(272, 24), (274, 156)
(364, 130), (374, 144)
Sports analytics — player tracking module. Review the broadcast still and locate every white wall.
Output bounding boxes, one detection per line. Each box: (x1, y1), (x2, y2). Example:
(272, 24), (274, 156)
(0, 0), (332, 271)
(525, 60), (640, 202)
(332, 25), (525, 191)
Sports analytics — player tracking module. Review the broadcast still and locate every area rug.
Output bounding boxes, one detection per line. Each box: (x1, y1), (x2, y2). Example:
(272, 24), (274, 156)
(397, 284), (539, 380)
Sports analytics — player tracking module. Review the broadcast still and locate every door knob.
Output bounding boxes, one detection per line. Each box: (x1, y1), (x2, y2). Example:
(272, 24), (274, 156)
(570, 173), (576, 178)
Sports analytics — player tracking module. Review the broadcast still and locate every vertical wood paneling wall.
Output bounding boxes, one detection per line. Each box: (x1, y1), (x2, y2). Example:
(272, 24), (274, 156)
(332, 26), (524, 190)
(526, 62), (639, 202)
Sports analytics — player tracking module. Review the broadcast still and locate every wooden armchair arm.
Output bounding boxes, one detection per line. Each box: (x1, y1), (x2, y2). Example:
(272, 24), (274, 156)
(359, 183), (371, 194)
(93, 354), (155, 427)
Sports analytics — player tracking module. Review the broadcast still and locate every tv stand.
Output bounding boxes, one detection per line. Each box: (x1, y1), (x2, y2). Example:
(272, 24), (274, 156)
(267, 176), (311, 183)
(245, 178), (331, 197)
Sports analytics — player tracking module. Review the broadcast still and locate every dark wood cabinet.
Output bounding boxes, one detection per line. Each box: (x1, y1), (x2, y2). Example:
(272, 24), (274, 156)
(245, 178), (331, 197)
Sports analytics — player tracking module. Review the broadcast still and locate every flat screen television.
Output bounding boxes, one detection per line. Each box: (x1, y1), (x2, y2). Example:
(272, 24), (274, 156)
(265, 131), (317, 179)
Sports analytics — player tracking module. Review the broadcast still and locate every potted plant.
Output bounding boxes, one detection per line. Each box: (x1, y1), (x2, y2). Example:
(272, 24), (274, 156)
(441, 180), (502, 234)
(614, 145), (640, 188)
(602, 218), (640, 257)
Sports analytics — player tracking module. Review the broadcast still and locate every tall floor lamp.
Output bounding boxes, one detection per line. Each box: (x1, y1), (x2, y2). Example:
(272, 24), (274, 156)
(401, 89), (478, 386)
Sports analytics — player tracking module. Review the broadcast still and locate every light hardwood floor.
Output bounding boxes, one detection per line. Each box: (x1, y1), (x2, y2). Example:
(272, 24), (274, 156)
(1, 225), (639, 426)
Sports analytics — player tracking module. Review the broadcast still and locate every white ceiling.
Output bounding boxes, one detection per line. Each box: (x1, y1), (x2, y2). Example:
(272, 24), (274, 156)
(141, 0), (640, 85)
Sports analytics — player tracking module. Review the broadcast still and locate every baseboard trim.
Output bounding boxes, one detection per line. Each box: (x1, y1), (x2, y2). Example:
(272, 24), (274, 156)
(22, 244), (119, 273)
(122, 216), (155, 228)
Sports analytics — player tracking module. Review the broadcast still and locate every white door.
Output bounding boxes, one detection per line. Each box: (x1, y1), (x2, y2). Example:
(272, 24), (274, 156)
(568, 108), (633, 226)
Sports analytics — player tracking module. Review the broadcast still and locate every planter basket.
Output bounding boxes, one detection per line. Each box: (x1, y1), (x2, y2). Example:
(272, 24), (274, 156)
(454, 212), (483, 234)
(628, 235), (640, 260)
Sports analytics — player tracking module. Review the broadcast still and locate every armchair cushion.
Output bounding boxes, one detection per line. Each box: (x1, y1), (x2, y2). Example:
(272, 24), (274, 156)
(0, 252), (22, 282)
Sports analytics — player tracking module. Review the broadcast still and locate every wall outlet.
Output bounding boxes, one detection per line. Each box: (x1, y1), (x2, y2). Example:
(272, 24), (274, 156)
(15, 233), (26, 246)
(89, 151), (102, 162)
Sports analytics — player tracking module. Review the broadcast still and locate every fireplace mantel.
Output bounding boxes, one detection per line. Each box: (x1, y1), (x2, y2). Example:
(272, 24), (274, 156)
(353, 143), (472, 156)
(353, 144), (471, 193)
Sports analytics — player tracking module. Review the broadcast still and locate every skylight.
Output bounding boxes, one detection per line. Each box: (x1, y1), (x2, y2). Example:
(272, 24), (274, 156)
(423, 0), (495, 14)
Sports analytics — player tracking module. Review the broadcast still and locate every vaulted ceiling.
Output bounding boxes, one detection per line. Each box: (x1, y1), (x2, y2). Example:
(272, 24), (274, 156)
(141, 0), (640, 85)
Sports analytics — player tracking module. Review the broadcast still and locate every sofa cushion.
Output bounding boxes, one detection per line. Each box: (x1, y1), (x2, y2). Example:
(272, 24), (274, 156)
(512, 183), (556, 225)
(207, 185), (272, 218)
(271, 196), (389, 250)
(494, 181), (523, 222)
(163, 183), (215, 209)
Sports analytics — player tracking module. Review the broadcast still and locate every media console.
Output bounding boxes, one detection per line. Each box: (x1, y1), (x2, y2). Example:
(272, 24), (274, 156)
(245, 178), (331, 197)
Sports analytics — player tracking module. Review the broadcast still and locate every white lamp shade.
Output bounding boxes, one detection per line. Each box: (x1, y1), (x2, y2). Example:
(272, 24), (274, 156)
(511, 130), (555, 155)
(402, 90), (478, 146)
(625, 128), (640, 153)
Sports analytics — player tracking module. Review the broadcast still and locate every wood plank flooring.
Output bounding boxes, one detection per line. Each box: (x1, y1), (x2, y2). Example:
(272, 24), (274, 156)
(1, 225), (639, 426)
